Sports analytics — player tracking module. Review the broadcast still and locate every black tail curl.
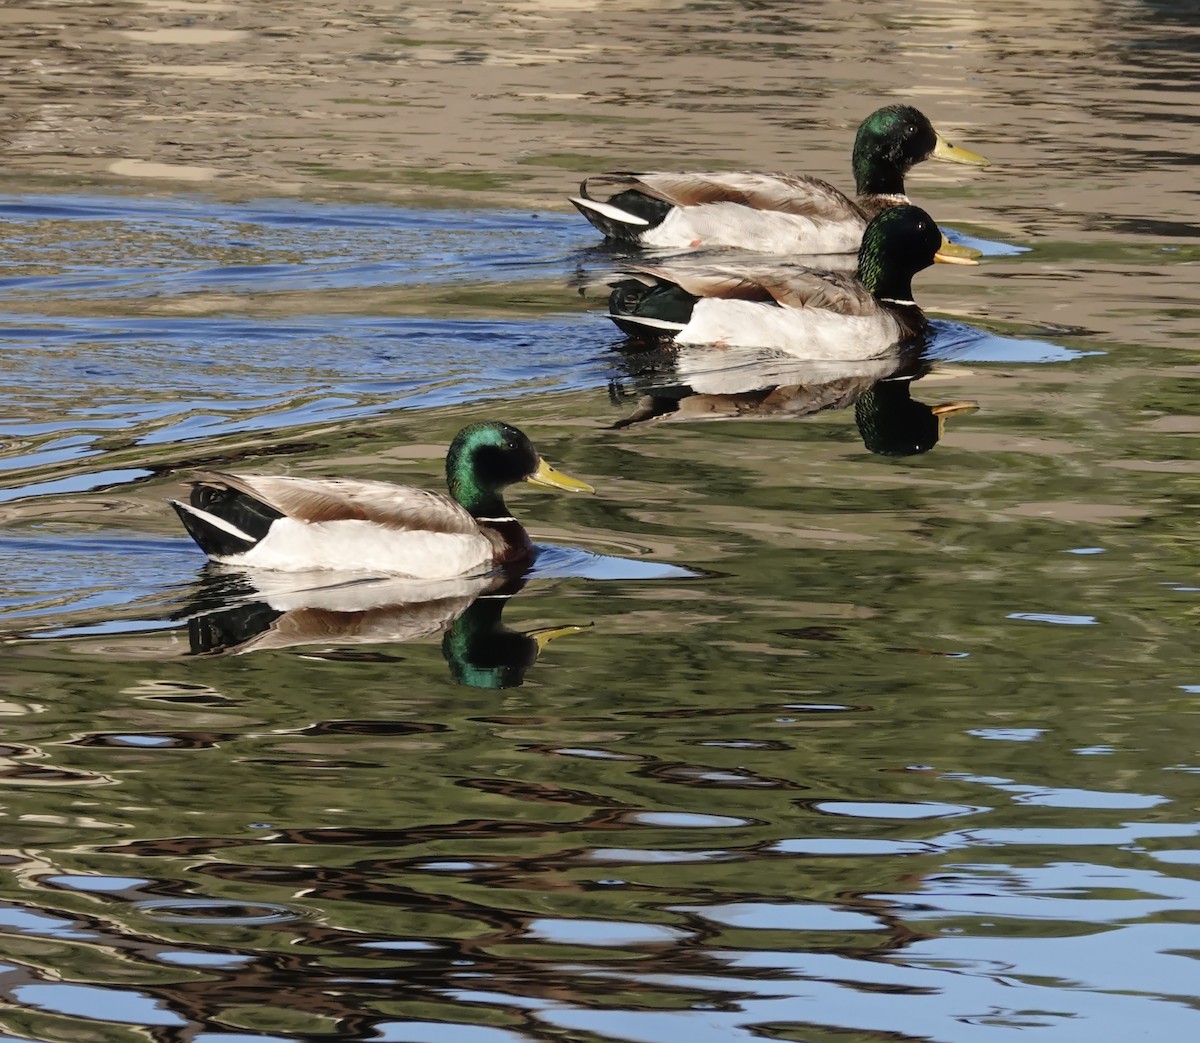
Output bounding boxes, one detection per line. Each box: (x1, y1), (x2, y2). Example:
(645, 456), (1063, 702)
(607, 277), (698, 342)
(172, 481), (286, 558)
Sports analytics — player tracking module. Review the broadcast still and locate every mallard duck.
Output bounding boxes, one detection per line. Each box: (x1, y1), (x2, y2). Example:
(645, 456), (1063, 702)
(170, 421), (594, 576)
(571, 104), (988, 254)
(607, 204), (975, 355)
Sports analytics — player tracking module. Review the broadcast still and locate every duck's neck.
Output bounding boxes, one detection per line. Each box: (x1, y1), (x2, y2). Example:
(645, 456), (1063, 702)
(853, 151), (906, 198)
(448, 466), (510, 520)
(856, 250), (913, 302)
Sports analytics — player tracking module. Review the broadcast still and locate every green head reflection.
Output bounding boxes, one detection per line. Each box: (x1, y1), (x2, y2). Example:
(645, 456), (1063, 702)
(855, 379), (978, 457)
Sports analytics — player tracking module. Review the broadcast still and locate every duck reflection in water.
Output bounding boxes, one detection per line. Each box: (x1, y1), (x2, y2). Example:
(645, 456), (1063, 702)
(181, 567), (588, 689)
(610, 338), (977, 457)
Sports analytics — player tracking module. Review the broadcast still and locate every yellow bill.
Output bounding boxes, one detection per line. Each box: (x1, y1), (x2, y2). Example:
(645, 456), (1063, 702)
(525, 457), (596, 494)
(529, 622), (594, 654)
(935, 233), (980, 266)
(932, 135), (990, 167)
(931, 400), (980, 437)
(937, 239), (982, 262)
(931, 401), (980, 418)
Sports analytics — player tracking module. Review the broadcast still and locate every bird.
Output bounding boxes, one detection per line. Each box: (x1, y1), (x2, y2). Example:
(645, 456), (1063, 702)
(570, 104), (988, 255)
(606, 204), (976, 355)
(169, 421), (595, 576)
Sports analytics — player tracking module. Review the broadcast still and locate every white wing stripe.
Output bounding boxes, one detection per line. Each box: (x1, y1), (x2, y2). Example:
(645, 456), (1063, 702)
(174, 501), (255, 543)
(570, 196), (651, 227)
(609, 314), (687, 331)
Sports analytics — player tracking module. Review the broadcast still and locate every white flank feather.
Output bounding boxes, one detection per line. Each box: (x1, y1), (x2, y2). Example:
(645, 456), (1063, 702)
(214, 518), (497, 578)
(677, 298), (903, 357)
(640, 204), (865, 253)
(569, 195), (651, 227)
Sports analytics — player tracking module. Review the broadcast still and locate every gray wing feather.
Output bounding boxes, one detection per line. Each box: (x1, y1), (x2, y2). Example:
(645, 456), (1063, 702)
(625, 263), (880, 316)
(191, 471), (479, 534)
(583, 171), (864, 221)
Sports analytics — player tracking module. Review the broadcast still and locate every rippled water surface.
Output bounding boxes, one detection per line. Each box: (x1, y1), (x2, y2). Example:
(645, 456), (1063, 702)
(2, 2), (1199, 1041)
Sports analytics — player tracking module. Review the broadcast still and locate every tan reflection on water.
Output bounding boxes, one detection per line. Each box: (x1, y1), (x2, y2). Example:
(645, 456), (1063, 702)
(0, 0), (1176, 212)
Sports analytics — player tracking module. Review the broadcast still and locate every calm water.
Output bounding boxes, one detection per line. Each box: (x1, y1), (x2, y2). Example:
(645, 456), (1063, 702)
(1, 2), (1199, 1042)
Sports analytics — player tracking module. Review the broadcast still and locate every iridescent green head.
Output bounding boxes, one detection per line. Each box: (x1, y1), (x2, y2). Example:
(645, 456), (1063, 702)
(852, 104), (989, 196)
(445, 421), (594, 517)
(855, 205), (949, 299)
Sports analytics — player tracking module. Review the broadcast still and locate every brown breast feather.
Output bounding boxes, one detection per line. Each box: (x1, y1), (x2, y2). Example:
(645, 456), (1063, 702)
(478, 518), (533, 565)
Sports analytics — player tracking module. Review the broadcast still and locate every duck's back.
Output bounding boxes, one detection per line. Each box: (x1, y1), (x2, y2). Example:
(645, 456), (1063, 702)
(574, 171), (868, 252)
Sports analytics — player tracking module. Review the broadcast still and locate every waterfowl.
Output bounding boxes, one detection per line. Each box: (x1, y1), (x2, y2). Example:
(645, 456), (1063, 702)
(571, 104), (988, 254)
(170, 421), (594, 576)
(607, 204), (976, 355)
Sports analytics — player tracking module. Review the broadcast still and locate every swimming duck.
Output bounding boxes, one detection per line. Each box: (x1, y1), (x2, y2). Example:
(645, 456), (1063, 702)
(571, 104), (988, 254)
(607, 205), (975, 355)
(170, 421), (595, 576)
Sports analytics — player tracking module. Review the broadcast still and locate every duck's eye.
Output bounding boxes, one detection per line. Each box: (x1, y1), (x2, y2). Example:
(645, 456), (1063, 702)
(905, 123), (916, 135)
